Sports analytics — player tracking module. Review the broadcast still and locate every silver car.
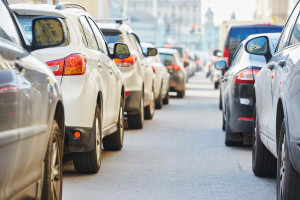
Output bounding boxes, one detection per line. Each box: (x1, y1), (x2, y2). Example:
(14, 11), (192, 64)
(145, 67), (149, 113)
(0, 1), (65, 199)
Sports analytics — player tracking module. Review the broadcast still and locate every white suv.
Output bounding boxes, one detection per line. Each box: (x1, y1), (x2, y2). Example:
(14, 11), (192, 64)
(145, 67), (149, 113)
(99, 22), (157, 129)
(12, 3), (130, 174)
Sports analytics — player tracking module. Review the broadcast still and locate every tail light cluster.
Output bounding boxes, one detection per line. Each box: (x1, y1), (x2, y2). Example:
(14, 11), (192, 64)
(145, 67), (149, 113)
(46, 54), (87, 76)
(223, 48), (229, 65)
(166, 65), (180, 72)
(151, 66), (156, 74)
(114, 55), (137, 67)
(235, 68), (260, 85)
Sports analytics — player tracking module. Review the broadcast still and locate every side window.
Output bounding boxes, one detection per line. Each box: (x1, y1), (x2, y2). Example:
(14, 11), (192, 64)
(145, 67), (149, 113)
(87, 17), (108, 55)
(231, 45), (243, 65)
(129, 34), (144, 58)
(79, 16), (98, 50)
(276, 3), (300, 51)
(0, 1), (21, 45)
(289, 15), (300, 46)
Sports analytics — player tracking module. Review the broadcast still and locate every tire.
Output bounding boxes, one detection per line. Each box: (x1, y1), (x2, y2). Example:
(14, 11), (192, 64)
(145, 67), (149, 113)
(252, 106), (276, 177)
(103, 97), (124, 150)
(225, 111), (242, 146)
(155, 86), (163, 109)
(145, 86), (155, 119)
(219, 90), (223, 110)
(73, 105), (102, 174)
(42, 120), (63, 200)
(222, 112), (225, 131)
(177, 89), (185, 98)
(128, 95), (144, 129)
(163, 90), (169, 105)
(277, 120), (300, 200)
(214, 81), (218, 89)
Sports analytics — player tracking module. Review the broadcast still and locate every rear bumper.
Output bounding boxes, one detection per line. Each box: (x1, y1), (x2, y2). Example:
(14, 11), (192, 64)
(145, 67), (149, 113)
(169, 72), (185, 92)
(65, 126), (94, 153)
(125, 91), (142, 115)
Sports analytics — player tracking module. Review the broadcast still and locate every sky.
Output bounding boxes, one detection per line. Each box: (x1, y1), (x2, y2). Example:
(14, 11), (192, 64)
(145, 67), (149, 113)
(201, 0), (257, 25)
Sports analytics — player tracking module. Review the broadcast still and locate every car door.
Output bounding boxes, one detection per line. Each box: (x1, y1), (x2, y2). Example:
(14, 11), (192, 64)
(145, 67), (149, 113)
(88, 17), (119, 123)
(267, 6), (300, 154)
(79, 16), (111, 128)
(263, 6), (300, 155)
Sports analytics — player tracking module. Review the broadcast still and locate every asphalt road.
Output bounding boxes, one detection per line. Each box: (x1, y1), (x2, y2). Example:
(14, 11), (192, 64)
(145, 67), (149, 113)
(62, 72), (276, 200)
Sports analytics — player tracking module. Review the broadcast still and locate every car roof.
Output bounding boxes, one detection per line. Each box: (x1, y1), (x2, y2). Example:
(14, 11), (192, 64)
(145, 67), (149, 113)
(10, 3), (87, 18)
(141, 42), (154, 48)
(157, 48), (178, 54)
(98, 23), (134, 34)
(229, 24), (283, 29)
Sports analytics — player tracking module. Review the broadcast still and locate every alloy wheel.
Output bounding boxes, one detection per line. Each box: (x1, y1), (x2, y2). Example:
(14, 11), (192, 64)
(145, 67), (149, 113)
(150, 89), (155, 115)
(95, 116), (101, 165)
(50, 135), (61, 200)
(279, 134), (286, 199)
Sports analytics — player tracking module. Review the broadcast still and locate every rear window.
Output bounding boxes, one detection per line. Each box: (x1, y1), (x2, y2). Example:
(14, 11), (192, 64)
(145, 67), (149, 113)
(159, 53), (175, 66)
(101, 29), (123, 44)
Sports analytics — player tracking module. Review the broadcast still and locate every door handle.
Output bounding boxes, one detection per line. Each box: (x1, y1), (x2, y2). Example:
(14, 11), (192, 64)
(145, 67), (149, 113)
(278, 60), (286, 68)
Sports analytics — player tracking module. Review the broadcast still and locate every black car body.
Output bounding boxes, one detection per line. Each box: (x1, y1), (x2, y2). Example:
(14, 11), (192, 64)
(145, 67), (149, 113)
(219, 33), (280, 146)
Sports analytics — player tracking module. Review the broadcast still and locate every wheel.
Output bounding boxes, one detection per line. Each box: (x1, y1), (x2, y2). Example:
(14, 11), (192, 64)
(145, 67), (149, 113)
(163, 90), (169, 105)
(155, 86), (163, 109)
(252, 106), (276, 177)
(42, 120), (63, 200)
(277, 120), (300, 200)
(225, 110), (242, 146)
(128, 95), (144, 129)
(103, 97), (124, 150)
(214, 81), (218, 89)
(73, 105), (102, 174)
(219, 90), (223, 110)
(222, 112), (225, 131)
(177, 89), (185, 98)
(145, 86), (155, 119)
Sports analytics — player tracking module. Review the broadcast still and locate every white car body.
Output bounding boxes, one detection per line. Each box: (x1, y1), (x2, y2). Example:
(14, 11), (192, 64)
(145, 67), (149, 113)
(12, 4), (125, 150)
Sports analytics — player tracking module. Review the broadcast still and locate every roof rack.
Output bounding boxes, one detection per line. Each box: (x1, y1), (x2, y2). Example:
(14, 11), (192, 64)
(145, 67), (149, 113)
(95, 18), (130, 25)
(55, 3), (86, 12)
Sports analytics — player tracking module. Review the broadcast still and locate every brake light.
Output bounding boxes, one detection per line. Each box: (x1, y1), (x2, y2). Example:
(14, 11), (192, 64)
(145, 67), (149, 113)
(223, 48), (229, 59)
(238, 117), (254, 121)
(235, 68), (260, 84)
(125, 91), (130, 97)
(151, 66), (156, 73)
(0, 86), (19, 94)
(167, 65), (180, 71)
(114, 55), (137, 67)
(46, 54), (86, 76)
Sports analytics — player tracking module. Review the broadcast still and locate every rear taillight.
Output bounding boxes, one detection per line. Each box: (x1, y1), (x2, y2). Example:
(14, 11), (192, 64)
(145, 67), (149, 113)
(166, 65), (180, 71)
(151, 66), (156, 73)
(223, 48), (229, 59)
(114, 55), (137, 67)
(235, 68), (260, 85)
(125, 91), (130, 97)
(46, 54), (86, 76)
(0, 86), (18, 94)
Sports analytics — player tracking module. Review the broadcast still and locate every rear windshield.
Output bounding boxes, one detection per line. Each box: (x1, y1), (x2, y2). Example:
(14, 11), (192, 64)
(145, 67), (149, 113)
(171, 47), (183, 57)
(159, 53), (174, 66)
(101, 30), (123, 44)
(226, 26), (283, 65)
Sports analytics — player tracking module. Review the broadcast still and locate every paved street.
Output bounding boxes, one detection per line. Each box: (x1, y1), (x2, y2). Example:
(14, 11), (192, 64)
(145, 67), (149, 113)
(63, 72), (276, 200)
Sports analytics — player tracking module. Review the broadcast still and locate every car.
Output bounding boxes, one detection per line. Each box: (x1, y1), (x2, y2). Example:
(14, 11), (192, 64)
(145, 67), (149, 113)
(12, 3), (130, 174)
(158, 48), (187, 98)
(141, 42), (170, 108)
(216, 24), (283, 111)
(98, 20), (157, 129)
(0, 1), (65, 199)
(215, 33), (280, 146)
(246, 2), (300, 199)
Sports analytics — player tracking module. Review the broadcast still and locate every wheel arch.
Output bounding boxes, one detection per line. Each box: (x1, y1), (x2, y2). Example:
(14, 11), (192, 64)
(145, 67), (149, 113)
(54, 100), (65, 142)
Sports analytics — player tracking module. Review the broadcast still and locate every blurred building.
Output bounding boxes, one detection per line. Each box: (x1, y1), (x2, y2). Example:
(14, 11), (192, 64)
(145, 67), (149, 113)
(110, 0), (202, 50)
(255, 0), (298, 25)
(202, 7), (219, 52)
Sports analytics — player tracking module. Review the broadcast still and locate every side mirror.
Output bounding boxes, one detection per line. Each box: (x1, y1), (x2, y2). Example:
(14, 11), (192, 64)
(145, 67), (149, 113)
(245, 36), (272, 62)
(214, 60), (227, 71)
(184, 61), (189, 67)
(147, 47), (158, 56)
(113, 43), (130, 59)
(32, 17), (66, 50)
(213, 49), (222, 57)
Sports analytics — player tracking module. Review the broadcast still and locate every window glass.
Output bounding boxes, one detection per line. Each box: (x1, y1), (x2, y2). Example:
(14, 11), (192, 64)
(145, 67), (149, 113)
(129, 34), (144, 58)
(87, 18), (108, 55)
(289, 15), (300, 46)
(277, 4), (300, 51)
(0, 1), (21, 45)
(159, 53), (175, 66)
(231, 45), (243, 66)
(79, 16), (98, 50)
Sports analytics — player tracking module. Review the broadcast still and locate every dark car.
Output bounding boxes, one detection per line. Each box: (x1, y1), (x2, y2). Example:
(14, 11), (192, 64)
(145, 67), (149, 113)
(216, 33), (280, 147)
(0, 1), (65, 199)
(158, 48), (187, 98)
(246, 2), (300, 199)
(223, 24), (283, 66)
